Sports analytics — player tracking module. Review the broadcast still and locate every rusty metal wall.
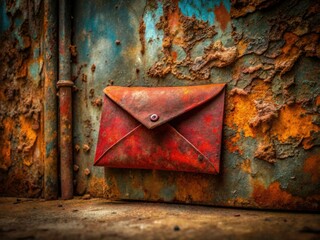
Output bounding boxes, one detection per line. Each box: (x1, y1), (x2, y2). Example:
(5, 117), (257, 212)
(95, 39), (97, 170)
(0, 0), (45, 197)
(72, 0), (320, 210)
(1, 0), (318, 210)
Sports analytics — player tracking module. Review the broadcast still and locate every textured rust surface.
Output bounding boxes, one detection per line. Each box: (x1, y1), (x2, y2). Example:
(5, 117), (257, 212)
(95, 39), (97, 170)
(139, 19), (146, 55)
(1, 0), (318, 210)
(147, 0), (223, 80)
(0, 0), (44, 198)
(251, 180), (320, 210)
(69, 0), (320, 210)
(230, 0), (281, 18)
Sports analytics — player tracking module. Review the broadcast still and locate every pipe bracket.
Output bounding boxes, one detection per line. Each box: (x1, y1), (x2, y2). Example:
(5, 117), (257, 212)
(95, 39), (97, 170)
(57, 80), (74, 88)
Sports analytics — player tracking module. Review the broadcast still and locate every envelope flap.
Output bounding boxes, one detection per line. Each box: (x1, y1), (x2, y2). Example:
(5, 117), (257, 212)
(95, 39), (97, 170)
(104, 84), (226, 129)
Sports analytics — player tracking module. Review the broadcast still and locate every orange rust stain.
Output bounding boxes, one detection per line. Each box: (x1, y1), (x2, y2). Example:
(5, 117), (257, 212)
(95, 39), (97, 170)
(240, 159), (251, 174)
(249, 81), (274, 101)
(316, 95), (320, 106)
(19, 116), (37, 149)
(88, 176), (107, 197)
(303, 155), (320, 184)
(142, 170), (166, 199)
(296, 33), (319, 50)
(252, 181), (300, 208)
(274, 32), (301, 74)
(167, 0), (181, 36)
(271, 104), (320, 143)
(225, 132), (243, 154)
(302, 136), (315, 150)
(230, 5), (256, 18)
(282, 32), (299, 54)
(225, 81), (272, 137)
(225, 94), (256, 137)
(168, 9), (180, 32)
(274, 45), (300, 74)
(19, 116), (38, 167)
(237, 39), (248, 56)
(17, 63), (27, 79)
(171, 51), (178, 61)
(174, 174), (213, 202)
(214, 2), (231, 31)
(227, 197), (250, 206)
(0, 118), (14, 171)
(165, 0), (185, 46)
(103, 170), (122, 199)
(0, 90), (5, 101)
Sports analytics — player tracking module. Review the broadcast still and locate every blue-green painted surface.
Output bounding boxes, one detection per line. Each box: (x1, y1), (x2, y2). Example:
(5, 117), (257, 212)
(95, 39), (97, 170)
(0, 1), (10, 33)
(179, 0), (231, 25)
(72, 0), (320, 210)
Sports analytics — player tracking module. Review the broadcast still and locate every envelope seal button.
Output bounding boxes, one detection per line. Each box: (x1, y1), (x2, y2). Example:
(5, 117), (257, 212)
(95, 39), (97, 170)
(150, 114), (159, 122)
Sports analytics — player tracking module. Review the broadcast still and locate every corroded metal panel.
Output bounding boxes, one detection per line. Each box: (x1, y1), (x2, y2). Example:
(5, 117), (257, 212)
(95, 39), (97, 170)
(0, 0), (45, 197)
(72, 0), (320, 210)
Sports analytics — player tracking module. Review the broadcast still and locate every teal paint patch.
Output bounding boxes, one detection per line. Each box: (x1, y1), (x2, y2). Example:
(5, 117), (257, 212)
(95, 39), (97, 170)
(45, 140), (56, 158)
(209, 65), (233, 84)
(144, 2), (163, 41)
(232, 13), (270, 55)
(14, 31), (30, 50)
(73, 0), (150, 194)
(190, 39), (212, 59)
(72, 0), (320, 210)
(212, 151), (253, 203)
(253, 144), (320, 199)
(33, 47), (40, 59)
(172, 44), (187, 62)
(178, 0), (230, 26)
(292, 57), (320, 102)
(160, 185), (176, 201)
(74, 0), (136, 66)
(29, 62), (40, 84)
(14, 16), (23, 28)
(14, 32), (23, 49)
(0, 1), (10, 33)
(273, 56), (320, 107)
(233, 54), (262, 89)
(143, 1), (165, 75)
(116, 173), (145, 200)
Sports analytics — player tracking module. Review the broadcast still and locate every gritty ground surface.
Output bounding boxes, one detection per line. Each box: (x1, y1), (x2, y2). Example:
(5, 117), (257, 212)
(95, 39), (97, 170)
(0, 197), (319, 240)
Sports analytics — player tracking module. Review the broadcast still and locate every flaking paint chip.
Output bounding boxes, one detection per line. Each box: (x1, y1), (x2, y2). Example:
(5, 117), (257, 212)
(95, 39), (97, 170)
(75, 144), (81, 152)
(84, 168), (90, 176)
(73, 164), (79, 172)
(83, 144), (90, 152)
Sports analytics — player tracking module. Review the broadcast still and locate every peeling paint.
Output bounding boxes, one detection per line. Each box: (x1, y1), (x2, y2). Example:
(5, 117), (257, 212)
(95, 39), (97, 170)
(70, 0), (320, 210)
(271, 104), (320, 143)
(0, 0), (44, 198)
(303, 154), (320, 184)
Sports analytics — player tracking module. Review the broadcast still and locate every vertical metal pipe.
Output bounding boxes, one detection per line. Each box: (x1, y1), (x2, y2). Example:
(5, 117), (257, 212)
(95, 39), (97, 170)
(58, 0), (73, 199)
(44, 0), (58, 200)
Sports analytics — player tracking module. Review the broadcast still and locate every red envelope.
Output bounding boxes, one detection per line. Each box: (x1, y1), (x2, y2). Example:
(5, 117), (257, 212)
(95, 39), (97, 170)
(94, 84), (226, 174)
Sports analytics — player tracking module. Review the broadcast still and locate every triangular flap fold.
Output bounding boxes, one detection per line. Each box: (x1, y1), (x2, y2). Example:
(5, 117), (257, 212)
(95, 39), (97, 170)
(104, 84), (226, 129)
(95, 124), (217, 174)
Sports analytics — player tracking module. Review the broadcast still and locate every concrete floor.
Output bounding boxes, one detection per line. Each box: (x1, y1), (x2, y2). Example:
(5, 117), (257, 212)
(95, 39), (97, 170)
(0, 197), (319, 240)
